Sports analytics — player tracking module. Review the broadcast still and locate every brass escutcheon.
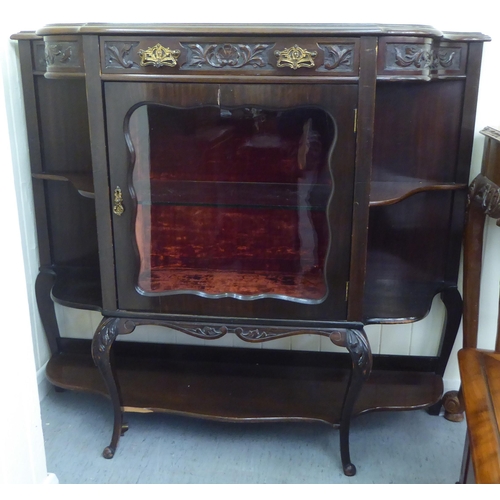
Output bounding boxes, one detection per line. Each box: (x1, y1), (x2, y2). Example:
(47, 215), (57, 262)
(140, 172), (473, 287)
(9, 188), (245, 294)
(275, 44), (317, 70)
(113, 186), (124, 216)
(138, 43), (180, 68)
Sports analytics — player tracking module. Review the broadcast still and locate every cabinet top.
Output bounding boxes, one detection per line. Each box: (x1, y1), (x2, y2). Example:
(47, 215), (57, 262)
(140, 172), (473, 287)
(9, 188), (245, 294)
(12, 23), (490, 41)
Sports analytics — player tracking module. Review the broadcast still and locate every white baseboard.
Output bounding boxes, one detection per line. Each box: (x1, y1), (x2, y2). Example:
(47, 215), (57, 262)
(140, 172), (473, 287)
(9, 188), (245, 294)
(36, 361), (52, 402)
(443, 378), (461, 395)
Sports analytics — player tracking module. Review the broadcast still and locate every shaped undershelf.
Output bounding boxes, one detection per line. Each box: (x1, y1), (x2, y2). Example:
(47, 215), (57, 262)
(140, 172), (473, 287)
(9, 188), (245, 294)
(46, 341), (444, 423)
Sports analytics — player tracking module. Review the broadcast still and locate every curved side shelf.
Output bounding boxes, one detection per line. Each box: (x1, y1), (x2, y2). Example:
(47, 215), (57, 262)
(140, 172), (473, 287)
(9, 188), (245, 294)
(363, 279), (449, 324)
(50, 266), (102, 311)
(32, 172), (94, 198)
(369, 181), (467, 207)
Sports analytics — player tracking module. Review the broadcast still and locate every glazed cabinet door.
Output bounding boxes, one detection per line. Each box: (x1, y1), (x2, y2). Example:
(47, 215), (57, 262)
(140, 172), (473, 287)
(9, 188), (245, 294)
(105, 82), (357, 321)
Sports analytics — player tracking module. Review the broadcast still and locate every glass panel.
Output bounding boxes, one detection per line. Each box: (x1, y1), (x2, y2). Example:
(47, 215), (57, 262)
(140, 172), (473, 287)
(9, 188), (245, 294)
(127, 104), (335, 302)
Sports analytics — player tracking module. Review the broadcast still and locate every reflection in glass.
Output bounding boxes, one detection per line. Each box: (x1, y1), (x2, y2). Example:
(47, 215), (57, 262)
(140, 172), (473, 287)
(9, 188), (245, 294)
(127, 104), (335, 302)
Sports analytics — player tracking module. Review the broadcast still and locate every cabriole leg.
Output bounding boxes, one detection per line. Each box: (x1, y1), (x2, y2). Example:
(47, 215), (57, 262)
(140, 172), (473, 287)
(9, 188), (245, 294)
(330, 328), (372, 476)
(91, 317), (135, 458)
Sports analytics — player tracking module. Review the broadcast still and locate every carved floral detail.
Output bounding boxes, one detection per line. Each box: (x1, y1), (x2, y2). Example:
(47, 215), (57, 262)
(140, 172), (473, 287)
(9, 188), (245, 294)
(45, 43), (74, 66)
(166, 322), (308, 342)
(93, 318), (136, 355)
(330, 329), (372, 377)
(105, 42), (140, 69)
(320, 44), (354, 71)
(182, 43), (273, 69)
(394, 46), (457, 69)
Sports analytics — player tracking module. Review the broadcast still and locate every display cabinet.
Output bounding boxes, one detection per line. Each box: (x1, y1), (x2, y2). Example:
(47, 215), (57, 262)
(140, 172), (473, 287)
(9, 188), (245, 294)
(12, 23), (489, 476)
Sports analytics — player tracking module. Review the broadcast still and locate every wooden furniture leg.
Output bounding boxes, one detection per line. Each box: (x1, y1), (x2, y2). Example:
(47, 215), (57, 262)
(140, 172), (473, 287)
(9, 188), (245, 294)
(330, 328), (372, 476)
(91, 317), (135, 458)
(35, 270), (60, 355)
(428, 287), (463, 418)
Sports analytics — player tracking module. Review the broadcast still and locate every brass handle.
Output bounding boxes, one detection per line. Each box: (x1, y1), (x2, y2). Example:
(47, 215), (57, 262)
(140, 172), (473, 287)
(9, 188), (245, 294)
(275, 45), (317, 70)
(138, 43), (180, 68)
(113, 186), (124, 216)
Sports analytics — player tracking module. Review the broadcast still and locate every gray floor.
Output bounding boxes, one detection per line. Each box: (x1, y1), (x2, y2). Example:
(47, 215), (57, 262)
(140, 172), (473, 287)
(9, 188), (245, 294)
(40, 389), (466, 484)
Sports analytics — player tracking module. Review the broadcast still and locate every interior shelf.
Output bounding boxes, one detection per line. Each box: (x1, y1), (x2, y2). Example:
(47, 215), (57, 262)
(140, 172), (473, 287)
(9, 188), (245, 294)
(369, 180), (466, 207)
(46, 341), (443, 424)
(32, 172), (94, 198)
(138, 179), (331, 210)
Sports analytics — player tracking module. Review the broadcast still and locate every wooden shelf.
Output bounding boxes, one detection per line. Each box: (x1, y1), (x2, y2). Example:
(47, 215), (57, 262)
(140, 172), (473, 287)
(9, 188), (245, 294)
(46, 342), (443, 423)
(32, 172), (94, 198)
(138, 180), (331, 210)
(363, 279), (447, 323)
(50, 266), (102, 311)
(369, 180), (466, 207)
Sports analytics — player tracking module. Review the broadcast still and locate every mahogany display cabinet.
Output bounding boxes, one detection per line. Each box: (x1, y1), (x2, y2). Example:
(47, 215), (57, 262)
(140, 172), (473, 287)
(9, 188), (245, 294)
(12, 23), (490, 476)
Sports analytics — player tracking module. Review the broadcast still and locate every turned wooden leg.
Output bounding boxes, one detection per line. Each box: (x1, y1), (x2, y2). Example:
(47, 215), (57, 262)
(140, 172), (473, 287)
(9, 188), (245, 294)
(91, 317), (135, 459)
(330, 329), (372, 476)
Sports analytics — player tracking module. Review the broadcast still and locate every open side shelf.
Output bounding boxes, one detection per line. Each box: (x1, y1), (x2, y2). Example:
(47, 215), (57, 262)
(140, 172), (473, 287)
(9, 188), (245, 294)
(363, 279), (447, 323)
(49, 266), (102, 311)
(32, 172), (94, 198)
(369, 181), (467, 207)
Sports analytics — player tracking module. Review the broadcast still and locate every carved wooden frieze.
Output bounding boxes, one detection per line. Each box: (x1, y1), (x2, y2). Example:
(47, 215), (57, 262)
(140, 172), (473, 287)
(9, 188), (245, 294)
(154, 321), (329, 342)
(43, 37), (85, 76)
(382, 41), (464, 74)
(393, 45), (458, 70)
(181, 42), (274, 69)
(45, 41), (80, 67)
(318, 44), (355, 72)
(104, 41), (140, 69)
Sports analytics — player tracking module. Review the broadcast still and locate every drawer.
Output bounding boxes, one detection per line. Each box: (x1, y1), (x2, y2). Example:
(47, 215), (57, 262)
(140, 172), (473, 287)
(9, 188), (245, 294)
(377, 36), (468, 80)
(100, 36), (360, 79)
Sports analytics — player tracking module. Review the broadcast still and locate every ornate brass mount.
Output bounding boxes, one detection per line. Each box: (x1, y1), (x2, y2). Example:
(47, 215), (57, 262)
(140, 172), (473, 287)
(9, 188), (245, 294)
(113, 187), (124, 216)
(275, 45), (317, 70)
(138, 43), (180, 68)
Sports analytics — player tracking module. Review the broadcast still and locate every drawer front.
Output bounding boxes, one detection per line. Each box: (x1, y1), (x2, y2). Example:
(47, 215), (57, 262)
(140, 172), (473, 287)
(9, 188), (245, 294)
(100, 36), (360, 78)
(378, 36), (468, 79)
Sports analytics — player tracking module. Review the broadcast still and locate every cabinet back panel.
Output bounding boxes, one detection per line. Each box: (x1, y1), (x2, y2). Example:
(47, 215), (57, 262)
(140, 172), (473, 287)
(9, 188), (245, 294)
(35, 77), (92, 175)
(372, 81), (465, 183)
(45, 182), (99, 267)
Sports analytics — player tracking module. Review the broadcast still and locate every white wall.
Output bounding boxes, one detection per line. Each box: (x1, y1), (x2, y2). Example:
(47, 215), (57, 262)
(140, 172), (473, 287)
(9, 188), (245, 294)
(2, 2), (500, 484)
(0, 23), (50, 484)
